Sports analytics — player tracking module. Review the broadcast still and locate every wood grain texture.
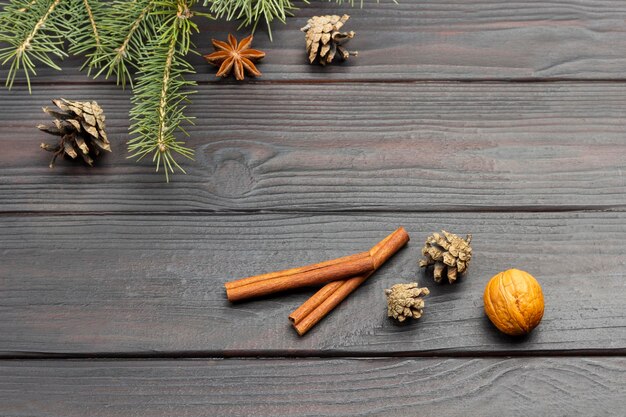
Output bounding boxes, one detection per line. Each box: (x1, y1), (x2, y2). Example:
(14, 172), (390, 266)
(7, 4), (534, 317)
(3, 83), (626, 212)
(1, 212), (625, 356)
(1, 358), (624, 416)
(3, 0), (626, 84)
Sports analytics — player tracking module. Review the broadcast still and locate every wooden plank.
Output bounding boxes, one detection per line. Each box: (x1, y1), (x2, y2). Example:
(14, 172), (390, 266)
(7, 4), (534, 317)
(1, 211), (625, 356)
(2, 82), (626, 212)
(3, 1), (626, 84)
(1, 358), (624, 416)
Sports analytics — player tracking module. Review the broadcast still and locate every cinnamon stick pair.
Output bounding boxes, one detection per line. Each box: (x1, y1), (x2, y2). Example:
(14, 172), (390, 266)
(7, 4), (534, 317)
(224, 227), (410, 335)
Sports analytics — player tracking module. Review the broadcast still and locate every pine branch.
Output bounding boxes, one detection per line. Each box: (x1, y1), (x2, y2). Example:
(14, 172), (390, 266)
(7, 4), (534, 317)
(82, 0), (102, 49)
(203, 0), (296, 40)
(66, 0), (106, 74)
(0, 0), (66, 92)
(89, 0), (159, 87)
(65, 0), (107, 74)
(128, 0), (204, 182)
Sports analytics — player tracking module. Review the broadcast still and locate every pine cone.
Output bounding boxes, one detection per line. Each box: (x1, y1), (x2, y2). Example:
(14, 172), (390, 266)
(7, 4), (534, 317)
(300, 14), (357, 65)
(385, 283), (430, 322)
(419, 231), (472, 284)
(39, 99), (111, 168)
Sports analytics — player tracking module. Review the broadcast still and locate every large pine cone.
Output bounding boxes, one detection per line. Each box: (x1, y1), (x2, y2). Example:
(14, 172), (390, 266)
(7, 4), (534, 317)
(419, 231), (472, 284)
(385, 282), (430, 322)
(39, 99), (111, 168)
(300, 14), (357, 65)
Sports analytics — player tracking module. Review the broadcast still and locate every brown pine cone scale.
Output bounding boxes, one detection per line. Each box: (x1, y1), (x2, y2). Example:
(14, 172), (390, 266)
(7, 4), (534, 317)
(301, 15), (357, 65)
(385, 282), (430, 322)
(39, 99), (110, 168)
(420, 230), (472, 284)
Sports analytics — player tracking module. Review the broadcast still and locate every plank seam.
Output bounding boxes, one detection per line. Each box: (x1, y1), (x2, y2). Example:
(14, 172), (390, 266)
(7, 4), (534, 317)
(9, 78), (626, 87)
(1, 206), (626, 217)
(1, 349), (624, 360)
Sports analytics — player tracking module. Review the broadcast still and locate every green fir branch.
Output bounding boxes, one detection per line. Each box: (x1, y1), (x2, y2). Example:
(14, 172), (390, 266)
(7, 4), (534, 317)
(89, 0), (159, 87)
(128, 0), (205, 182)
(0, 0), (66, 92)
(66, 0), (106, 74)
(204, 0), (296, 40)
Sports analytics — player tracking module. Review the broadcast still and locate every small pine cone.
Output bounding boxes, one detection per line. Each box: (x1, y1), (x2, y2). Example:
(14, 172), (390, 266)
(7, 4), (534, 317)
(300, 14), (357, 65)
(384, 282), (430, 322)
(419, 230), (472, 284)
(39, 98), (111, 168)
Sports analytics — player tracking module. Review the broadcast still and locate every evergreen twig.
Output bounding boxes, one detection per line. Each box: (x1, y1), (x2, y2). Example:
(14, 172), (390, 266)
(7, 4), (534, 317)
(204, 0), (297, 41)
(0, 0), (66, 92)
(67, 0), (106, 74)
(89, 0), (159, 87)
(128, 0), (206, 181)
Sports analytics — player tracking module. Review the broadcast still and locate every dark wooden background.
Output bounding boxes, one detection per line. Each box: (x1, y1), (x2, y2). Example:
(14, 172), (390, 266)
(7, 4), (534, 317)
(1, 1), (625, 416)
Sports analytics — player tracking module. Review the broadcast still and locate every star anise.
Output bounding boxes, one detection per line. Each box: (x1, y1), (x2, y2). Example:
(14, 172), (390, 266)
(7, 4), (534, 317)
(204, 34), (265, 81)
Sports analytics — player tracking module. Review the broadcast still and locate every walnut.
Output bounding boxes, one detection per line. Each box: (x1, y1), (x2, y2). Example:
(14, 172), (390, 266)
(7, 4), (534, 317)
(384, 282), (430, 322)
(484, 269), (544, 336)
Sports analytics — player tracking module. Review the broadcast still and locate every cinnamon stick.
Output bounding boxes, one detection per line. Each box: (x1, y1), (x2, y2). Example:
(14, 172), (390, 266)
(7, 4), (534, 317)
(225, 227), (409, 302)
(287, 280), (345, 326)
(288, 228), (404, 328)
(225, 251), (375, 302)
(289, 227), (409, 335)
(290, 273), (373, 336)
(225, 251), (370, 291)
